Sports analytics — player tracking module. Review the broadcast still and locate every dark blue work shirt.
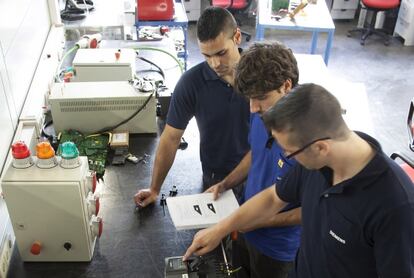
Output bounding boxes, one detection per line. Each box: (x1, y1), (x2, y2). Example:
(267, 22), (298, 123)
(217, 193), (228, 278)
(276, 132), (414, 278)
(167, 61), (250, 174)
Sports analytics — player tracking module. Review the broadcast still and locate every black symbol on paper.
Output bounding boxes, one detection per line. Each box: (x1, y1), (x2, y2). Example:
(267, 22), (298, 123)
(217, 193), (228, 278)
(207, 203), (216, 214)
(193, 205), (202, 215)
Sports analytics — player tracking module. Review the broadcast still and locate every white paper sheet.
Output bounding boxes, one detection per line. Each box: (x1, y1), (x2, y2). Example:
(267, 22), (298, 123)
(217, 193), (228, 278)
(166, 190), (239, 230)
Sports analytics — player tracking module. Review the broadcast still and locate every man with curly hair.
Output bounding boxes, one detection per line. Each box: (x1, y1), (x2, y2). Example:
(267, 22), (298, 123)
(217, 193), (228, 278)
(205, 42), (301, 278)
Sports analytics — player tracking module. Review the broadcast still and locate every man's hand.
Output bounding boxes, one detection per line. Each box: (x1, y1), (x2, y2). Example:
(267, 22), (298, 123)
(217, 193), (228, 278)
(183, 225), (225, 261)
(134, 188), (158, 207)
(204, 181), (227, 200)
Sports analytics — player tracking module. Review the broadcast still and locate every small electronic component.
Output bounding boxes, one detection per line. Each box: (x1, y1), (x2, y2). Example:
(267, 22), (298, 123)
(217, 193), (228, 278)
(110, 132), (129, 149)
(128, 153), (150, 164)
(126, 154), (139, 164)
(160, 194), (167, 216)
(178, 137), (188, 150)
(110, 132), (130, 166)
(169, 185), (178, 197)
(112, 155), (126, 165)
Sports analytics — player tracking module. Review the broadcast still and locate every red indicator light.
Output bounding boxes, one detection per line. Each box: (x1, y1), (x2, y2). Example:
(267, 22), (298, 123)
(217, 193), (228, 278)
(12, 141), (30, 159)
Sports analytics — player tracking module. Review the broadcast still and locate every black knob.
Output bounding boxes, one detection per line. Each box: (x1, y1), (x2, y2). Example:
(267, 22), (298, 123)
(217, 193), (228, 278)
(63, 242), (72, 251)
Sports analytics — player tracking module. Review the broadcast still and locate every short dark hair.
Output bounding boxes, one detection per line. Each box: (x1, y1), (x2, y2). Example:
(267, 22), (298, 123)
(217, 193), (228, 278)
(263, 83), (349, 146)
(235, 42), (299, 98)
(197, 7), (237, 42)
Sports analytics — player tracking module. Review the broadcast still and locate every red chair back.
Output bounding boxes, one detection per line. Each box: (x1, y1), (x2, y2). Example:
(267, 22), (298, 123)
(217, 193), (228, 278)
(211, 0), (248, 9)
(362, 0), (399, 10)
(401, 163), (414, 182)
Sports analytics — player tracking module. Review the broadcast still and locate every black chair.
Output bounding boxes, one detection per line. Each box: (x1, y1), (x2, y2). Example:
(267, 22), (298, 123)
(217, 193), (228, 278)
(347, 0), (400, 45)
(60, 0), (94, 21)
(390, 98), (414, 182)
(211, 0), (253, 41)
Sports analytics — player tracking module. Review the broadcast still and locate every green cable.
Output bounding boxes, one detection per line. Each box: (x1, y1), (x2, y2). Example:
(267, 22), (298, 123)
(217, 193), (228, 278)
(59, 45), (79, 68)
(56, 45), (79, 81)
(57, 45), (184, 82)
(133, 46), (184, 74)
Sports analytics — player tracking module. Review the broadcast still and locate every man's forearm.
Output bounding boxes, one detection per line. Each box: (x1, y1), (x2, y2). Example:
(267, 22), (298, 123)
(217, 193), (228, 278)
(222, 151), (252, 190)
(150, 127), (183, 193)
(216, 186), (286, 236)
(269, 207), (301, 226)
(241, 207), (301, 232)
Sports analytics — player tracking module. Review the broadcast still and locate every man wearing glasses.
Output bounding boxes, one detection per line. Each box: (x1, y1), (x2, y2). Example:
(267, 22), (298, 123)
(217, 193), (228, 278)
(205, 42), (301, 278)
(184, 83), (414, 277)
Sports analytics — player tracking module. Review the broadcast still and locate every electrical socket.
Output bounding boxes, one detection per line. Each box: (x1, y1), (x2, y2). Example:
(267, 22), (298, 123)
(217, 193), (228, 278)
(0, 234), (12, 278)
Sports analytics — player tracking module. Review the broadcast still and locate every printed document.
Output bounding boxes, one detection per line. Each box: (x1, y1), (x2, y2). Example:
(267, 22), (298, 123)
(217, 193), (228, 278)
(166, 190), (239, 230)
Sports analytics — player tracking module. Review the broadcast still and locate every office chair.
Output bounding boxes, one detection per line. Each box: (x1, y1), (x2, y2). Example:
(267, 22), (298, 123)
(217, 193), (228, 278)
(347, 0), (400, 45)
(391, 152), (414, 182)
(211, 0), (253, 41)
(60, 0), (94, 21)
(390, 98), (414, 182)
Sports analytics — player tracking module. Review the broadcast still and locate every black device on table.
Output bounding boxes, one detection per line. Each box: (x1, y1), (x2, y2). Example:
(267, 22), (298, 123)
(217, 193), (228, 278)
(164, 255), (230, 278)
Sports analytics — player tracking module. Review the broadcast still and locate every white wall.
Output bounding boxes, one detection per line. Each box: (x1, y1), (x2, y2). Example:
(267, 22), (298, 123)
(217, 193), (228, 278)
(0, 0), (51, 173)
(0, 1), (55, 273)
(0, 44), (16, 175)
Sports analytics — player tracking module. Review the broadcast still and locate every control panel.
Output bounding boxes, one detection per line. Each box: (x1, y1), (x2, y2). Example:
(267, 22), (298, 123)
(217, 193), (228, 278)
(0, 141), (103, 262)
(72, 48), (136, 82)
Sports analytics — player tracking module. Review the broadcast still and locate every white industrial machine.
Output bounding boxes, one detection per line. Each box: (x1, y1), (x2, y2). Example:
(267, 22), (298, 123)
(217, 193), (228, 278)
(49, 81), (157, 134)
(1, 142), (102, 262)
(72, 48), (136, 82)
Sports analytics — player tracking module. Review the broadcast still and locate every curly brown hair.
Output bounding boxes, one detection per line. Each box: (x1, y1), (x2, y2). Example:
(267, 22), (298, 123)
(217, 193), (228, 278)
(235, 42), (299, 98)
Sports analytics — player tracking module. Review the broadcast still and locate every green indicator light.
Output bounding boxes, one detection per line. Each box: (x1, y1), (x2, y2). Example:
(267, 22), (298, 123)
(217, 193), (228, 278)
(61, 141), (79, 159)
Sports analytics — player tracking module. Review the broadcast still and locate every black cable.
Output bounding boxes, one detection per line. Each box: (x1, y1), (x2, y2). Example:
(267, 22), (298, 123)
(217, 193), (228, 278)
(41, 119), (60, 151)
(41, 120), (54, 140)
(95, 92), (154, 134)
(139, 69), (164, 78)
(136, 55), (165, 80)
(60, 0), (87, 21)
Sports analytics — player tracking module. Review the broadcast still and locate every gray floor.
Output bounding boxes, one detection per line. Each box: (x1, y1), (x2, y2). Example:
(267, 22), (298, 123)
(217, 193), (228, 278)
(189, 1), (414, 158)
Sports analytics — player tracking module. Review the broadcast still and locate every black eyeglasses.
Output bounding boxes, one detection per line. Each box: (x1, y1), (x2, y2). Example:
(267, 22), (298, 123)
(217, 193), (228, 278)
(284, 137), (331, 159)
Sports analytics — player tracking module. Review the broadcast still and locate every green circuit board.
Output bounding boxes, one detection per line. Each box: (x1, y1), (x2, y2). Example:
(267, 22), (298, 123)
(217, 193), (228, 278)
(57, 130), (109, 176)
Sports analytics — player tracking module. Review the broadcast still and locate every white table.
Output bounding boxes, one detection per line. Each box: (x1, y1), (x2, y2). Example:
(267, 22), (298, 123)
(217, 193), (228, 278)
(256, 0), (336, 65)
(295, 54), (374, 135)
(135, 1), (189, 69)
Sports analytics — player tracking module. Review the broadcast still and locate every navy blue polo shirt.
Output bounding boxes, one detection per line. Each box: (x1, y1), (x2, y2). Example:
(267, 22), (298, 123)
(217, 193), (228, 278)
(276, 132), (414, 278)
(243, 113), (301, 261)
(167, 61), (250, 174)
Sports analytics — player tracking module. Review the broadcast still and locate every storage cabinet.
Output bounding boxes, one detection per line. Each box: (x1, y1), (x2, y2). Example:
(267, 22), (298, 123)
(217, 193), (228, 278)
(331, 0), (359, 19)
(183, 0), (201, 21)
(394, 0), (414, 45)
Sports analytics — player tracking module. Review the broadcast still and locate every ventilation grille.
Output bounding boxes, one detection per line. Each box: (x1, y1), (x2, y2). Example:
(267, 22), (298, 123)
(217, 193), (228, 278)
(59, 99), (148, 113)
